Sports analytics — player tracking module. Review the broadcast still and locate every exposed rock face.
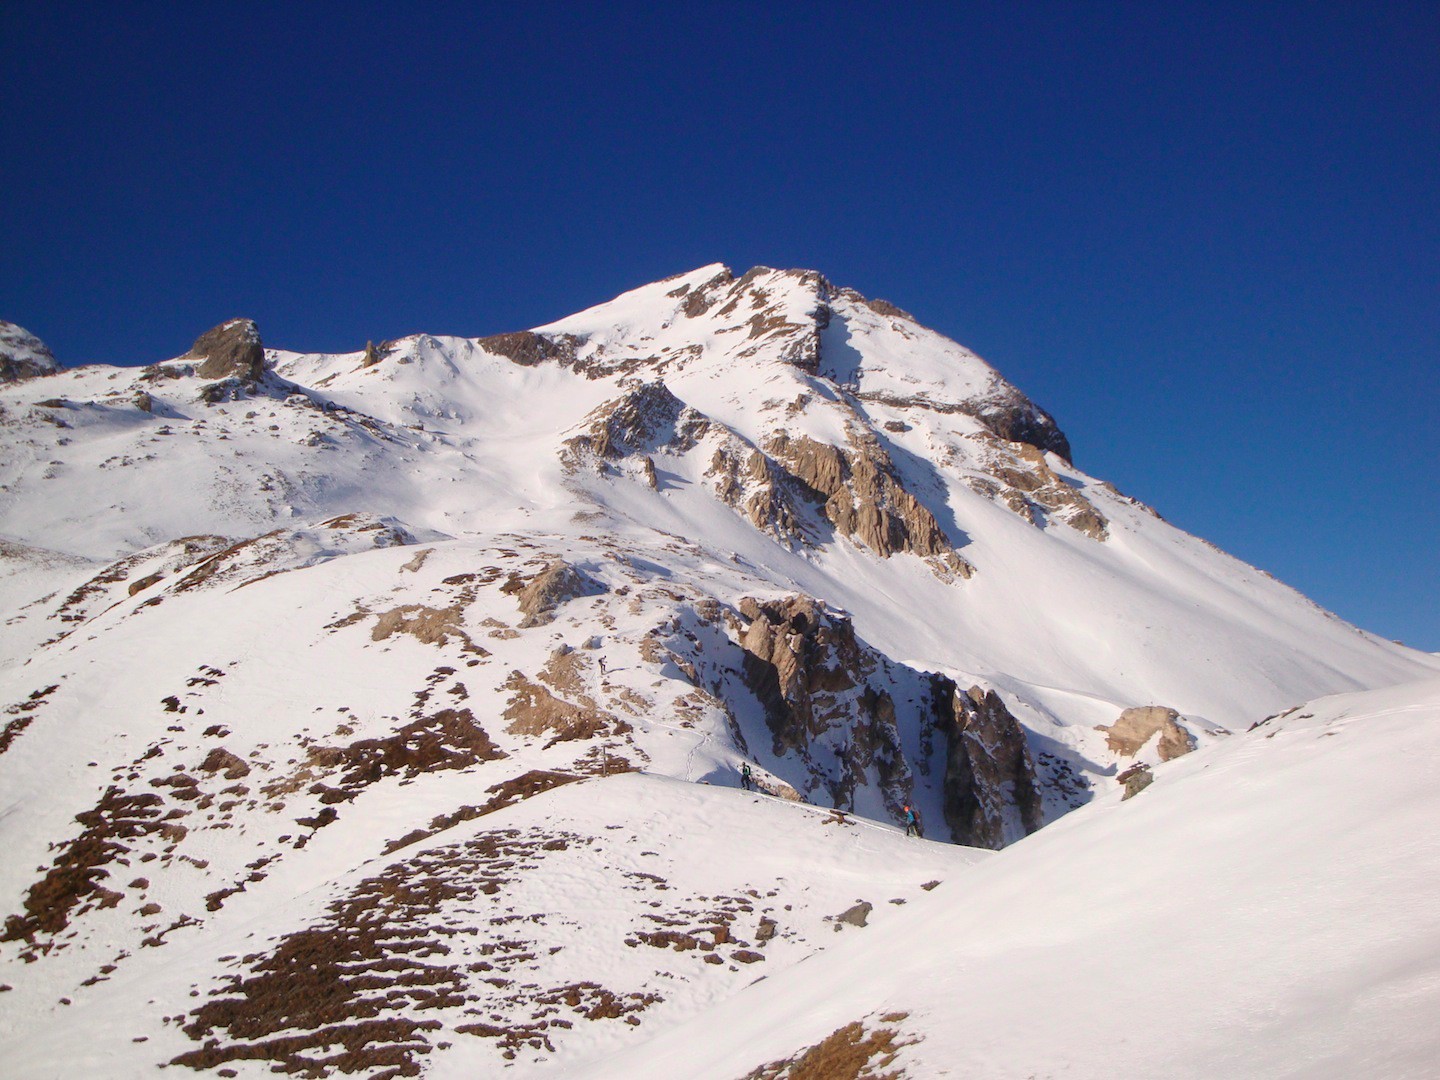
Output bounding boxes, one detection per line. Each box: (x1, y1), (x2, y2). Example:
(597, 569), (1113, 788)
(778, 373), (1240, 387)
(562, 382), (706, 466)
(0, 321), (60, 382)
(1100, 706), (1195, 762)
(186, 319), (265, 382)
(972, 441), (1108, 540)
(971, 390), (1072, 463)
(938, 686), (1044, 849)
(735, 596), (910, 814)
(767, 431), (973, 575)
(514, 560), (603, 628)
(477, 330), (583, 367)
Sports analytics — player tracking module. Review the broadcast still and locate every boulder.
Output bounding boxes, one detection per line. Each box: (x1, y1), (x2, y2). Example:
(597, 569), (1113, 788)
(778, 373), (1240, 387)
(1099, 706), (1195, 762)
(186, 319), (265, 382)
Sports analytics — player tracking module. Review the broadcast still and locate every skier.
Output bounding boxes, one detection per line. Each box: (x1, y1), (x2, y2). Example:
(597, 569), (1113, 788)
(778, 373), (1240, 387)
(903, 805), (918, 837)
(740, 762), (754, 791)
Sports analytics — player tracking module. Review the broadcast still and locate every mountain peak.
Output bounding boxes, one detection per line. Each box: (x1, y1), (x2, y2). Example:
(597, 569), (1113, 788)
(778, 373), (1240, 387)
(531, 264), (1071, 461)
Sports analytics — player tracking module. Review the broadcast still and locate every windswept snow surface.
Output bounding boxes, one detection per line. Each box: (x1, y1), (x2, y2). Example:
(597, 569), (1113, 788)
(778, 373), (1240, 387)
(576, 678), (1440, 1080)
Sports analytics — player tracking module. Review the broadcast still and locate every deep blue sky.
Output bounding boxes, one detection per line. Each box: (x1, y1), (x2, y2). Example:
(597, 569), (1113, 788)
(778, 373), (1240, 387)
(5, 2), (1437, 649)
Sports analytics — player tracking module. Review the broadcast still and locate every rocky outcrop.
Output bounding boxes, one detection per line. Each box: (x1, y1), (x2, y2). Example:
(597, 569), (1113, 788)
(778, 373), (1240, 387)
(735, 596), (910, 813)
(477, 330), (583, 368)
(563, 382), (705, 465)
(969, 388), (1071, 463)
(972, 441), (1108, 540)
(1118, 763), (1154, 799)
(704, 439), (805, 546)
(0, 321), (60, 382)
(1099, 706), (1195, 762)
(938, 686), (1044, 849)
(767, 431), (973, 575)
(513, 560), (603, 628)
(186, 319), (266, 382)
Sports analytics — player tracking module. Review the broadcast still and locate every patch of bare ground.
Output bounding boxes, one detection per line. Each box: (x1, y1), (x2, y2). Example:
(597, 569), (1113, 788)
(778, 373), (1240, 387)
(382, 770), (583, 854)
(622, 885), (761, 963)
(370, 603), (488, 656)
(171, 828), (596, 1075)
(502, 670), (619, 746)
(0, 683), (60, 756)
(2, 786), (169, 945)
(270, 707), (506, 810)
(261, 668), (507, 815)
(745, 1014), (917, 1079)
(458, 982), (660, 1060)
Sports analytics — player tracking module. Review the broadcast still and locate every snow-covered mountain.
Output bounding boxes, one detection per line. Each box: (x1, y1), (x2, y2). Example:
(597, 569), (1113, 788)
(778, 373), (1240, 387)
(1, 265), (1435, 1077)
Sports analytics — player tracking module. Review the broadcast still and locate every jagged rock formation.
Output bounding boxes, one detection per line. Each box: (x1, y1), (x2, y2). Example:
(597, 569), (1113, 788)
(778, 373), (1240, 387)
(0, 321), (60, 382)
(939, 686), (1044, 849)
(562, 382), (707, 470)
(970, 440), (1109, 539)
(735, 596), (911, 815)
(1100, 706), (1195, 761)
(186, 318), (266, 382)
(766, 431), (973, 573)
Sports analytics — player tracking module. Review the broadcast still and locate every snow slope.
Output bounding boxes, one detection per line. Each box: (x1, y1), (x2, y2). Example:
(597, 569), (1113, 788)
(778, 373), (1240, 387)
(576, 677), (1440, 1079)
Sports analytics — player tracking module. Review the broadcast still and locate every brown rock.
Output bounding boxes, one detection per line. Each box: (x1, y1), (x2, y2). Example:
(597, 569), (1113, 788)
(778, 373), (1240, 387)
(186, 319), (265, 382)
(199, 748), (252, 780)
(1099, 706), (1195, 761)
(765, 431), (967, 570)
(834, 901), (872, 929)
(476, 330), (582, 367)
(1118, 763), (1154, 799)
(515, 560), (602, 628)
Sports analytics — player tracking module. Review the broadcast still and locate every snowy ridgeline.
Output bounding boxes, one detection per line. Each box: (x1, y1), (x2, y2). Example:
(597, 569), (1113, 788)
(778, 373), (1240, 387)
(0, 265), (1436, 1077)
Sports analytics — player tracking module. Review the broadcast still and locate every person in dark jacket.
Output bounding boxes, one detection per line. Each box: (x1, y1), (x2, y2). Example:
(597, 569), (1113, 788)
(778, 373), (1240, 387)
(740, 762), (754, 791)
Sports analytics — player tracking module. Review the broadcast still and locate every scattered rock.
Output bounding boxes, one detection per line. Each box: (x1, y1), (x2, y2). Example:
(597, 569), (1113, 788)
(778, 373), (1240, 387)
(834, 901), (873, 929)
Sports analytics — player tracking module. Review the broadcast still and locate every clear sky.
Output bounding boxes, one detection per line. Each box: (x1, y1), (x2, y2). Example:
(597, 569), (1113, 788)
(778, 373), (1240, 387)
(4, 2), (1437, 649)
